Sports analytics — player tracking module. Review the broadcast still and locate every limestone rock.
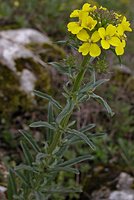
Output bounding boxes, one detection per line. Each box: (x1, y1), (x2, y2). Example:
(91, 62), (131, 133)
(109, 172), (134, 200)
(0, 28), (52, 72)
(20, 69), (37, 94)
(109, 190), (134, 200)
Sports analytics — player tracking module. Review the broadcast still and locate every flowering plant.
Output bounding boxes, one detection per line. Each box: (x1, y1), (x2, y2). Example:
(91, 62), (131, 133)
(7, 3), (132, 200)
(67, 3), (132, 57)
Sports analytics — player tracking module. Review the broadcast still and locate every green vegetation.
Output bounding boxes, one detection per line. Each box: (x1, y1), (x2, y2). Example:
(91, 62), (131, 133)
(0, 0), (134, 199)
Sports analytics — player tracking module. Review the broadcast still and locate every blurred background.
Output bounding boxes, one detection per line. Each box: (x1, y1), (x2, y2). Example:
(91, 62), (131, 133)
(0, 0), (134, 199)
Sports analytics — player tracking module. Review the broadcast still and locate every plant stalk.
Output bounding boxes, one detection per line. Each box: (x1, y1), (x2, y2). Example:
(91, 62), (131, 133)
(48, 56), (90, 154)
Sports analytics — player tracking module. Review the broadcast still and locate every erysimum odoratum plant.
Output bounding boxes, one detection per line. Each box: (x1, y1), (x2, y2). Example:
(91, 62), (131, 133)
(8, 3), (132, 200)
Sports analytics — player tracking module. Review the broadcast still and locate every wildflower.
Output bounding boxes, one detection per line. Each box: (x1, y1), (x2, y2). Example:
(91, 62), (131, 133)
(67, 3), (132, 57)
(117, 16), (132, 35)
(70, 3), (96, 17)
(78, 30), (101, 57)
(82, 3), (97, 12)
(81, 15), (97, 31)
(67, 22), (83, 34)
(114, 33), (126, 55)
(98, 24), (121, 49)
(68, 10), (88, 34)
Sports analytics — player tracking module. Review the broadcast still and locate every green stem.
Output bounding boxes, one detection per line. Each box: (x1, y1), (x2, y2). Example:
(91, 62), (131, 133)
(48, 56), (90, 154)
(72, 56), (89, 93)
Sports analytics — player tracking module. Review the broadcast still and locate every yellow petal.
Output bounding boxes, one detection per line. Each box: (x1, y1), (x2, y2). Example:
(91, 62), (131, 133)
(82, 3), (91, 11)
(90, 43), (101, 57)
(101, 39), (110, 49)
(109, 37), (121, 46)
(77, 29), (89, 41)
(98, 27), (106, 39)
(91, 31), (100, 42)
(106, 24), (116, 36)
(82, 16), (97, 31)
(117, 24), (124, 35)
(79, 10), (88, 20)
(115, 46), (124, 55)
(122, 39), (126, 47)
(67, 22), (83, 34)
(78, 43), (91, 56)
(70, 10), (80, 18)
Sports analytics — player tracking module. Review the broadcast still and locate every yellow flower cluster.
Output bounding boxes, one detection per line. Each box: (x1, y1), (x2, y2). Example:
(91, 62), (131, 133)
(67, 3), (132, 57)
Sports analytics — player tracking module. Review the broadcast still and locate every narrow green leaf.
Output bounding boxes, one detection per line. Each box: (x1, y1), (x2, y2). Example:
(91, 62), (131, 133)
(67, 129), (96, 150)
(56, 99), (74, 124)
(47, 102), (54, 143)
(49, 62), (70, 75)
(30, 121), (55, 130)
(19, 130), (41, 152)
(34, 90), (62, 110)
(79, 124), (96, 133)
(66, 132), (106, 145)
(20, 140), (33, 165)
(80, 79), (109, 93)
(91, 93), (114, 116)
(15, 164), (38, 173)
(87, 132), (106, 138)
(7, 169), (17, 200)
(57, 155), (93, 167)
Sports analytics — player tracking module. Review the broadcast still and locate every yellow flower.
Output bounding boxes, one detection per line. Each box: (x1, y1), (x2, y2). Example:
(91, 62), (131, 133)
(70, 3), (96, 18)
(115, 45), (124, 55)
(68, 11), (88, 34)
(114, 33), (126, 55)
(81, 16), (97, 31)
(70, 10), (80, 18)
(78, 30), (101, 57)
(82, 3), (97, 12)
(117, 16), (132, 35)
(67, 22), (83, 34)
(98, 24), (121, 49)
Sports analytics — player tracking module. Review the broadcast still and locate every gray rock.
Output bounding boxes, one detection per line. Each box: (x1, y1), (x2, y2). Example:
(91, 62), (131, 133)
(0, 28), (51, 71)
(109, 173), (134, 200)
(109, 190), (134, 200)
(20, 69), (37, 94)
(117, 172), (134, 190)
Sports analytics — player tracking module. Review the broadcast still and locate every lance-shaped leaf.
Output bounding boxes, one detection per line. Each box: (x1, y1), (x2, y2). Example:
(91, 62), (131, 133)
(67, 129), (96, 150)
(56, 99), (74, 124)
(91, 93), (114, 116)
(79, 124), (96, 133)
(34, 90), (62, 110)
(57, 154), (93, 167)
(7, 169), (17, 200)
(30, 121), (55, 130)
(20, 140), (33, 165)
(19, 130), (41, 152)
(49, 62), (70, 75)
(47, 102), (54, 143)
(66, 132), (106, 145)
(15, 164), (37, 172)
(80, 79), (109, 94)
